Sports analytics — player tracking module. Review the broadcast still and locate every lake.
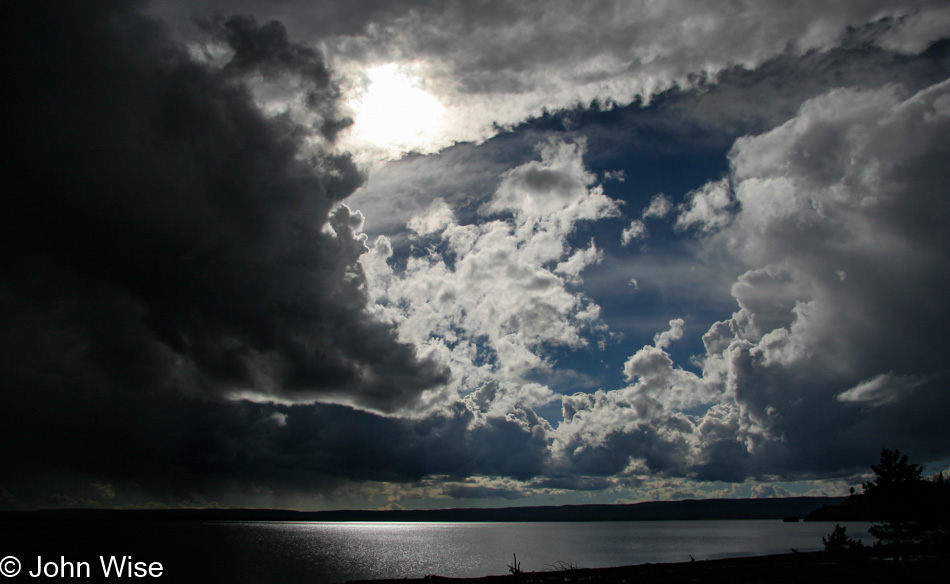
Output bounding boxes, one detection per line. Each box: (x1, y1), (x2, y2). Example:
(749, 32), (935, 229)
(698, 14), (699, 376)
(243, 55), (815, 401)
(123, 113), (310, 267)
(1, 520), (873, 583)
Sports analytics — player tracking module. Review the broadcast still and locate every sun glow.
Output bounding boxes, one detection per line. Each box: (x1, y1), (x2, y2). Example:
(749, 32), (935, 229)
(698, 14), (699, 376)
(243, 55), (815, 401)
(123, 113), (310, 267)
(346, 64), (445, 157)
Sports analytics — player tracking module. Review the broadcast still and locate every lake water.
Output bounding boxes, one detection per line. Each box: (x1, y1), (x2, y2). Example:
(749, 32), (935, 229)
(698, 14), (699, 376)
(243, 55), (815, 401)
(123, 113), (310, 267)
(159, 520), (874, 583)
(2, 520), (874, 583)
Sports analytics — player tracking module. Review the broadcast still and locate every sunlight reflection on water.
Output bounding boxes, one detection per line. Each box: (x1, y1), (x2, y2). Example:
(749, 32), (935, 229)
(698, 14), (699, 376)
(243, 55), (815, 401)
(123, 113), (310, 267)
(198, 520), (873, 584)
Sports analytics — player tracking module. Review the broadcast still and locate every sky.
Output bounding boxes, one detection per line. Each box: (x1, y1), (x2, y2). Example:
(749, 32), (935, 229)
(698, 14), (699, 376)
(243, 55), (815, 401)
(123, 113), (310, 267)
(3, 0), (950, 511)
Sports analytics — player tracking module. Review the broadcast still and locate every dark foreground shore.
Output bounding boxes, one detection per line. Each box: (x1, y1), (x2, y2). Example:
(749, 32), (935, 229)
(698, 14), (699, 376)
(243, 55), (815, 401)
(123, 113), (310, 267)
(348, 552), (942, 584)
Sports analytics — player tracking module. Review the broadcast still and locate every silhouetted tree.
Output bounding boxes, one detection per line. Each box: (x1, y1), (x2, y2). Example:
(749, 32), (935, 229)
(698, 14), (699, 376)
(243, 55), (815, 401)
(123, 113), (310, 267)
(823, 524), (865, 557)
(864, 448), (925, 561)
(870, 518), (926, 561)
(862, 448), (922, 496)
(822, 449), (948, 560)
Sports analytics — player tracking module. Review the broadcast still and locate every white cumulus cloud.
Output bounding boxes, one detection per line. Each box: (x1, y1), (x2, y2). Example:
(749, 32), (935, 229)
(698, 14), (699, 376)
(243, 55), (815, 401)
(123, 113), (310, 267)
(361, 138), (619, 406)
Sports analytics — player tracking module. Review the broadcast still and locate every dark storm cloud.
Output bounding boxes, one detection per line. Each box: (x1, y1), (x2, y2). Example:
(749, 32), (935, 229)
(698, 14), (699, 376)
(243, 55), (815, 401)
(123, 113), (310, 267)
(209, 14), (331, 81)
(4, 1), (449, 408)
(708, 77), (950, 474)
(0, 384), (553, 508)
(199, 13), (352, 140)
(1, 1), (449, 504)
(151, 0), (443, 40)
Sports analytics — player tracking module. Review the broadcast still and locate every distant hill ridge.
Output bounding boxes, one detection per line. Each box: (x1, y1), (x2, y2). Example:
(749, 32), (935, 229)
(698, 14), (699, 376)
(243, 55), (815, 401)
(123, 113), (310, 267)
(2, 496), (843, 523)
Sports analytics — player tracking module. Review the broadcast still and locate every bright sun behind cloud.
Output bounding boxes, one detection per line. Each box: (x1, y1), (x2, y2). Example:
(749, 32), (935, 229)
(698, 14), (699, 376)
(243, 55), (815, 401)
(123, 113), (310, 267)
(346, 64), (445, 158)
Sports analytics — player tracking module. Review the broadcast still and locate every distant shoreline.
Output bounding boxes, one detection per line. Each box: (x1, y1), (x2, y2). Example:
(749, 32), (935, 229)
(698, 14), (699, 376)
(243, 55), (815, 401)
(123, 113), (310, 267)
(0, 495), (843, 523)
